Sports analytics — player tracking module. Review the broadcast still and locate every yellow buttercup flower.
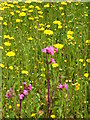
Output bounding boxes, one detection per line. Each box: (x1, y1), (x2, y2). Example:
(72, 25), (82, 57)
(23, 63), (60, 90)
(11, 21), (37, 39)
(31, 113), (36, 117)
(59, 7), (63, 10)
(22, 70), (28, 75)
(16, 19), (22, 23)
(0, 63), (4, 68)
(19, 12), (26, 16)
(9, 66), (13, 70)
(6, 51), (15, 57)
(52, 63), (59, 68)
(29, 17), (34, 20)
(28, 37), (33, 41)
(0, 46), (3, 49)
(84, 73), (89, 78)
(4, 41), (11, 46)
(9, 105), (12, 109)
(83, 63), (86, 67)
(54, 43), (64, 49)
(38, 11), (43, 14)
(58, 25), (62, 29)
(38, 27), (45, 31)
(0, 17), (3, 21)
(64, 60), (67, 62)
(44, 3), (49, 8)
(4, 35), (10, 39)
(86, 40), (90, 44)
(61, 13), (64, 16)
(40, 74), (45, 77)
(44, 30), (53, 35)
(28, 10), (33, 13)
(3, 22), (7, 26)
(17, 104), (20, 107)
(67, 30), (73, 35)
(29, 5), (34, 8)
(75, 82), (80, 91)
(47, 25), (50, 28)
(35, 6), (41, 10)
(61, 2), (67, 5)
(10, 12), (14, 15)
(86, 59), (90, 63)
(51, 114), (55, 118)
(79, 59), (83, 63)
(53, 20), (61, 25)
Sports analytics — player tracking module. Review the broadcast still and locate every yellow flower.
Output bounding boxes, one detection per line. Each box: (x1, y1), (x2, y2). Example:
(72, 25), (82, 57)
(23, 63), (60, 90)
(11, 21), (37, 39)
(40, 74), (45, 77)
(85, 14), (88, 16)
(9, 105), (12, 109)
(16, 10), (20, 13)
(52, 63), (58, 68)
(16, 19), (22, 23)
(31, 113), (36, 117)
(61, 13), (64, 16)
(28, 10), (33, 13)
(44, 4), (49, 8)
(35, 6), (41, 10)
(44, 30), (53, 35)
(28, 37), (33, 41)
(4, 35), (10, 39)
(47, 25), (50, 28)
(67, 35), (74, 40)
(84, 73), (89, 78)
(0, 17), (3, 21)
(58, 25), (62, 29)
(38, 27), (45, 31)
(17, 104), (20, 107)
(59, 7), (63, 10)
(79, 59), (83, 63)
(86, 40), (90, 44)
(0, 63), (4, 68)
(3, 22), (7, 26)
(83, 63), (86, 67)
(67, 30), (73, 35)
(19, 12), (26, 16)
(38, 11), (43, 14)
(34, 26), (37, 29)
(51, 114), (55, 118)
(22, 8), (28, 11)
(64, 60), (67, 62)
(22, 70), (28, 75)
(9, 37), (14, 40)
(75, 82), (80, 91)
(10, 12), (14, 15)
(29, 5), (34, 8)
(9, 66), (13, 70)
(61, 2), (67, 5)
(29, 17), (34, 20)
(54, 43), (64, 49)
(86, 59), (90, 63)
(6, 51), (15, 57)
(53, 20), (61, 25)
(4, 41), (11, 46)
(0, 46), (3, 49)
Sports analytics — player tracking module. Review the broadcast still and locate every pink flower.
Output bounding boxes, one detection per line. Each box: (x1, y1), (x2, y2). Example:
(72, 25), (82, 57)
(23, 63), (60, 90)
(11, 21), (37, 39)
(50, 58), (56, 63)
(23, 90), (28, 95)
(42, 46), (54, 55)
(56, 48), (58, 53)
(6, 90), (9, 99)
(59, 83), (63, 90)
(19, 94), (24, 100)
(22, 82), (26, 85)
(10, 88), (13, 93)
(64, 83), (68, 90)
(28, 84), (32, 91)
(48, 46), (54, 55)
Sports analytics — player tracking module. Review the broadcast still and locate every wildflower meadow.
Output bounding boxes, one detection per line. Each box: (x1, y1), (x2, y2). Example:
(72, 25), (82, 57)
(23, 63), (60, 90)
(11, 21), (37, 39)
(0, 1), (89, 119)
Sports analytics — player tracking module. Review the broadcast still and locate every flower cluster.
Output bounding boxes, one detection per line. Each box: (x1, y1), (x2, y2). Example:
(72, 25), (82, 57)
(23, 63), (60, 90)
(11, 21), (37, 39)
(6, 88), (15, 99)
(42, 46), (58, 64)
(59, 83), (68, 90)
(19, 82), (32, 101)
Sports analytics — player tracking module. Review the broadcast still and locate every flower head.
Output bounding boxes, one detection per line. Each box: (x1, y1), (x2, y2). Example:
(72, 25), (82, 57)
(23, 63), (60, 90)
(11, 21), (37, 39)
(64, 83), (68, 90)
(59, 83), (63, 90)
(19, 94), (24, 100)
(23, 90), (28, 95)
(50, 58), (56, 63)
(42, 46), (54, 56)
(6, 90), (9, 99)
(28, 84), (32, 91)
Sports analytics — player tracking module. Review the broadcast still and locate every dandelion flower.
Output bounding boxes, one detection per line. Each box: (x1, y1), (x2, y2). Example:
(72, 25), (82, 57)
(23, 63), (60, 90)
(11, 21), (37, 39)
(4, 41), (11, 46)
(6, 51), (15, 57)
(84, 73), (89, 78)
